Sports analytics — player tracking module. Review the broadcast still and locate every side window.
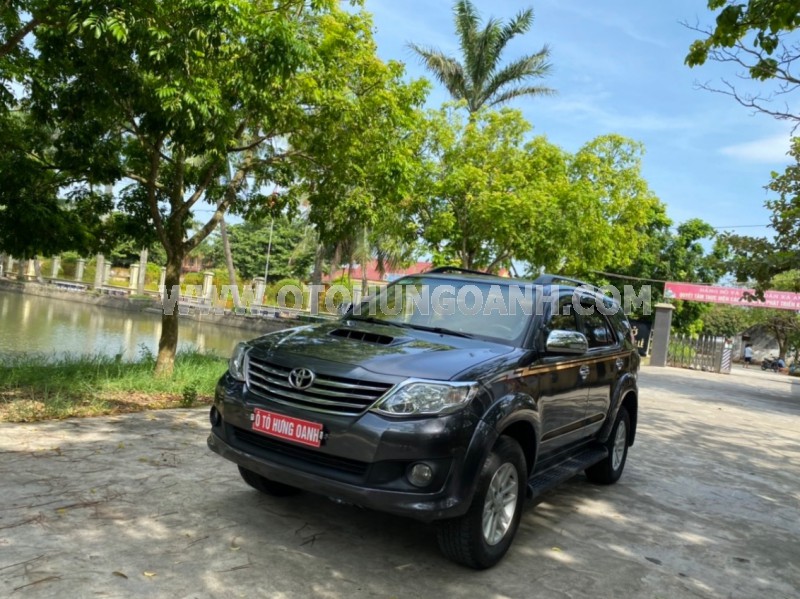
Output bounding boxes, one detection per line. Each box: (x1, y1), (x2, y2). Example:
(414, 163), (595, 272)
(581, 311), (616, 349)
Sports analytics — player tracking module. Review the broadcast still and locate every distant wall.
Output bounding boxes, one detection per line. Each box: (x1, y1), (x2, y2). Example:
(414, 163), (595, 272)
(0, 278), (301, 335)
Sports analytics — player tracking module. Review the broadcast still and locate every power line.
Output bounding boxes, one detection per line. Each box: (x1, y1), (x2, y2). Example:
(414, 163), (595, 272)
(709, 224), (770, 229)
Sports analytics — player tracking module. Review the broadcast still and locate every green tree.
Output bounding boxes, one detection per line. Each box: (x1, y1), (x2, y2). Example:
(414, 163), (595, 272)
(0, 110), (111, 258)
(608, 218), (728, 333)
(206, 217), (316, 282)
(419, 105), (664, 274)
(701, 304), (757, 337)
(410, 0), (553, 114)
(282, 11), (428, 288)
(686, 0), (800, 124)
(18, 1), (424, 376)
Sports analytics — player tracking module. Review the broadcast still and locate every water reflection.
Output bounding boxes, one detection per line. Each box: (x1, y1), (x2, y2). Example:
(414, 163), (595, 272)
(0, 289), (249, 360)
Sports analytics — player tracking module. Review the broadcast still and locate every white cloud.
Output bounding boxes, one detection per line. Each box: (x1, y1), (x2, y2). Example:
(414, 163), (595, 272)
(720, 134), (792, 163)
(542, 96), (696, 132)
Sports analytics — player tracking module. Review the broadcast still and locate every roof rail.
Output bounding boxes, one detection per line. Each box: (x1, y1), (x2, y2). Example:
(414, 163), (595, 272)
(533, 274), (604, 294)
(425, 266), (496, 277)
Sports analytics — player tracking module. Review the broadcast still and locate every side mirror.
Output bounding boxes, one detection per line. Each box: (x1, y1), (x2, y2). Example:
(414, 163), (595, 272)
(546, 330), (588, 355)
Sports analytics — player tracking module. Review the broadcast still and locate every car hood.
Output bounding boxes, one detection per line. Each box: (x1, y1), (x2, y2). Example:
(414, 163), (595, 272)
(248, 321), (515, 380)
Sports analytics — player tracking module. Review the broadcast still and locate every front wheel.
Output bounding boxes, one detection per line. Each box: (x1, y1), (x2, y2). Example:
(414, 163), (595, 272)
(436, 436), (526, 569)
(585, 407), (630, 485)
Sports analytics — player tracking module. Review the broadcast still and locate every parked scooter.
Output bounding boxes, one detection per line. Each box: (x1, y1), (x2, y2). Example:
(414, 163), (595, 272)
(761, 356), (784, 372)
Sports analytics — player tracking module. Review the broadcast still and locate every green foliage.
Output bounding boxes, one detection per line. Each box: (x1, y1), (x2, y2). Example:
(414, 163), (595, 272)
(282, 10), (429, 251)
(686, 1), (800, 75)
(418, 105), (665, 273)
(701, 305), (758, 337)
(269, 277), (304, 308)
(410, 0), (553, 113)
(180, 384), (198, 408)
(5, 0), (422, 373)
(685, 1), (800, 124)
(0, 111), (112, 257)
(609, 218), (727, 333)
(206, 217), (316, 281)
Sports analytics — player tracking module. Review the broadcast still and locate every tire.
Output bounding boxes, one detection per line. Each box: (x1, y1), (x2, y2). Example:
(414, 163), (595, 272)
(586, 406), (630, 485)
(238, 465), (301, 497)
(436, 437), (526, 569)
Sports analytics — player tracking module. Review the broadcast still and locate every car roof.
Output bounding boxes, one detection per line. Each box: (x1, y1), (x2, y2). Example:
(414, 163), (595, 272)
(402, 270), (622, 309)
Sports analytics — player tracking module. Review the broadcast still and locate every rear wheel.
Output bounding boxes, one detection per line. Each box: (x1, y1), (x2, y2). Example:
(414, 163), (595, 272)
(238, 465), (301, 497)
(585, 407), (630, 485)
(436, 437), (526, 569)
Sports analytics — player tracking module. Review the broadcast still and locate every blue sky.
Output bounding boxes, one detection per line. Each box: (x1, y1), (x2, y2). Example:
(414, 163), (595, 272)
(364, 0), (793, 239)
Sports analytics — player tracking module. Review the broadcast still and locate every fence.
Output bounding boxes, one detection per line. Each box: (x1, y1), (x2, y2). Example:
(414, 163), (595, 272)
(667, 334), (731, 374)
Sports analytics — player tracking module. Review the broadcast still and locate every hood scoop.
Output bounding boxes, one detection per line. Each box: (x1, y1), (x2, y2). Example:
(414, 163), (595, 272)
(329, 328), (396, 345)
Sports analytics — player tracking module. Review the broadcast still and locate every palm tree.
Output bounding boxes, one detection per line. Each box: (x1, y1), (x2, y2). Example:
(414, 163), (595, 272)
(410, 0), (553, 113)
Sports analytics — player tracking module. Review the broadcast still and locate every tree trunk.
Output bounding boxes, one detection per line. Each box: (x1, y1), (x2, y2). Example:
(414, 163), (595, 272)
(155, 251), (183, 377)
(219, 216), (240, 309)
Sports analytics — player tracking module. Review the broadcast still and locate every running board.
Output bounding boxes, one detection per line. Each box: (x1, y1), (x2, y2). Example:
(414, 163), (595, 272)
(527, 446), (608, 500)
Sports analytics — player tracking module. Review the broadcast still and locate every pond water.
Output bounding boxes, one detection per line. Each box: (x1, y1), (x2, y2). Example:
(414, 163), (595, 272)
(0, 289), (252, 361)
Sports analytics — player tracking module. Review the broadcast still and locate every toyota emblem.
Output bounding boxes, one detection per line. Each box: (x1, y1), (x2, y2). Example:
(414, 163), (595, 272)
(288, 368), (315, 390)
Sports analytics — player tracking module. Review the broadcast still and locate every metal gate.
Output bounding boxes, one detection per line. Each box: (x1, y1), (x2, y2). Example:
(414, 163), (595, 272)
(667, 334), (728, 373)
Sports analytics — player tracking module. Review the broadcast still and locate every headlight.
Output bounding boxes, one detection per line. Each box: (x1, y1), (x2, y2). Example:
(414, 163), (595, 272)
(229, 342), (250, 382)
(374, 382), (477, 416)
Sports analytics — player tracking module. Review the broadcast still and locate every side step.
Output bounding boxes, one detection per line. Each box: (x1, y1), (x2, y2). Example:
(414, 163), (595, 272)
(527, 446), (608, 500)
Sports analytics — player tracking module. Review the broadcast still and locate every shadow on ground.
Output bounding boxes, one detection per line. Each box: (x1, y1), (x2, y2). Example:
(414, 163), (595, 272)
(0, 366), (798, 598)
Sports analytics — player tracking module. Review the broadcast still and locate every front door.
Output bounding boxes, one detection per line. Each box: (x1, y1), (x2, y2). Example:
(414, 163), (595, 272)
(535, 293), (590, 454)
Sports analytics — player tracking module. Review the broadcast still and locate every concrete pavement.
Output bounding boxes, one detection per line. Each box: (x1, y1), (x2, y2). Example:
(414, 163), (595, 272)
(1, 366), (798, 598)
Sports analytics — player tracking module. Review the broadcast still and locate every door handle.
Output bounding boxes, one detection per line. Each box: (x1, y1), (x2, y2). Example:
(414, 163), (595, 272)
(579, 365), (590, 379)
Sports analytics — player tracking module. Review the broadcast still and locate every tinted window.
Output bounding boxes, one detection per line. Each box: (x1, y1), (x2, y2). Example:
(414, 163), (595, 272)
(349, 277), (531, 344)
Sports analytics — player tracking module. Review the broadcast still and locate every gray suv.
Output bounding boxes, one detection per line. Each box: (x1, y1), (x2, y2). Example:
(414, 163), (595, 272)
(208, 268), (639, 568)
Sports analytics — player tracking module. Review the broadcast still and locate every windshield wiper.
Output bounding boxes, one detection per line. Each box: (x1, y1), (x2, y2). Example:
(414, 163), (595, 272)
(347, 318), (473, 338)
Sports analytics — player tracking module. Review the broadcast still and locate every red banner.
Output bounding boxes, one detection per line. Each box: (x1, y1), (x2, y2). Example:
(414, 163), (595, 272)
(664, 282), (800, 311)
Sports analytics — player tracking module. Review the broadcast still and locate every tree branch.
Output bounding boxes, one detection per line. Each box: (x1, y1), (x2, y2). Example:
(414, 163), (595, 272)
(146, 138), (167, 250)
(0, 18), (41, 59)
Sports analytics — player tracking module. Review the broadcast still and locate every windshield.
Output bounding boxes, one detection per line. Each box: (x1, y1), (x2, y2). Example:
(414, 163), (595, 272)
(348, 276), (533, 344)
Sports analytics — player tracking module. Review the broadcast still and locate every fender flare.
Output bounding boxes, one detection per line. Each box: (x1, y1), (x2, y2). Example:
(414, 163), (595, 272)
(482, 392), (540, 473)
(597, 373), (638, 445)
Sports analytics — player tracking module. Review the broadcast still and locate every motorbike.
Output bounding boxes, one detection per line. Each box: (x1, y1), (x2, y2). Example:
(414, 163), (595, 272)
(761, 356), (784, 372)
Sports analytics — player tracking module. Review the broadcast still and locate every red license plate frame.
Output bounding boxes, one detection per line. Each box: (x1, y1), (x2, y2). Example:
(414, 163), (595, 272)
(251, 408), (324, 448)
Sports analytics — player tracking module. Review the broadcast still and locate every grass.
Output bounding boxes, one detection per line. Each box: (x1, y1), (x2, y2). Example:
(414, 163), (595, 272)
(0, 350), (227, 423)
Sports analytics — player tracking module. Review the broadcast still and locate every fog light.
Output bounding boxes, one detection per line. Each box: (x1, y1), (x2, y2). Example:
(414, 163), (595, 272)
(209, 406), (221, 427)
(407, 463), (433, 488)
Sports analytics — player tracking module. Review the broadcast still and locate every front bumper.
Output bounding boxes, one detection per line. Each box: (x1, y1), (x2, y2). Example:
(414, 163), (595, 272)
(208, 376), (496, 522)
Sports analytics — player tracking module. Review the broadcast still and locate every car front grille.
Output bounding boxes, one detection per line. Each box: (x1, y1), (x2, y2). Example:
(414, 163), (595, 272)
(246, 355), (393, 416)
(231, 425), (368, 476)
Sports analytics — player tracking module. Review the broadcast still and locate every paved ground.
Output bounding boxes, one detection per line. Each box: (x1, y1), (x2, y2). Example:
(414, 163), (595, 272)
(1, 366), (798, 598)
